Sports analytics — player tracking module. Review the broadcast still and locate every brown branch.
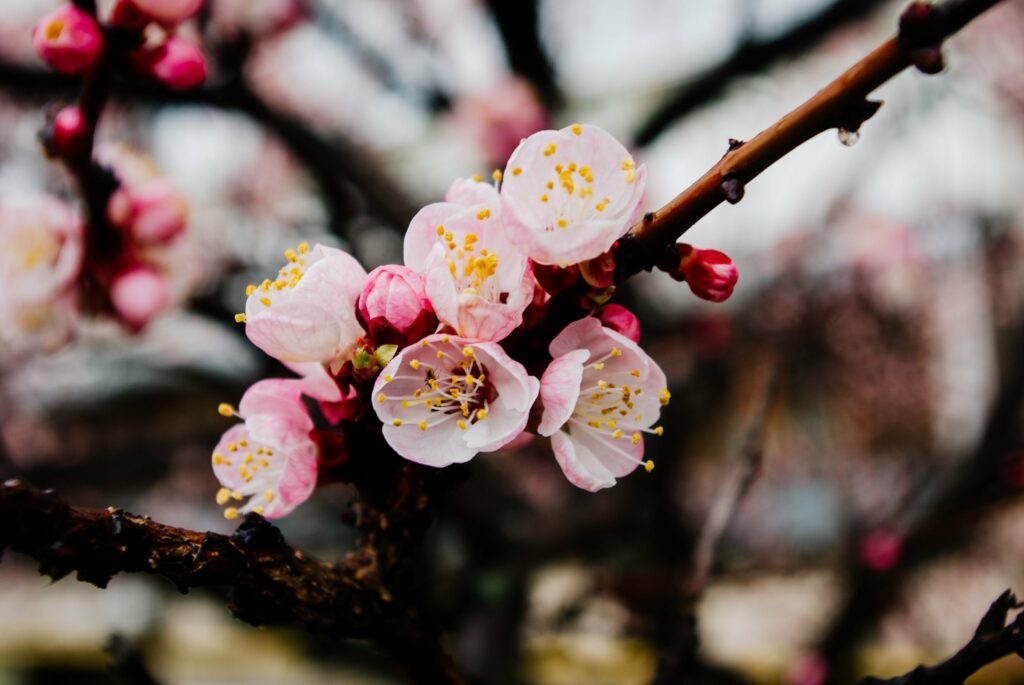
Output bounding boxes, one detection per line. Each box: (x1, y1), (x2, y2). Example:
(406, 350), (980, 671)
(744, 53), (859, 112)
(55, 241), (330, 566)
(860, 589), (1024, 684)
(614, 0), (1005, 280)
(0, 477), (469, 685)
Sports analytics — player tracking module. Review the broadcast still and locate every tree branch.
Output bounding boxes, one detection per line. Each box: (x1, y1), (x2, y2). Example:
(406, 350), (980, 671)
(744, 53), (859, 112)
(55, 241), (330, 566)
(0, 477), (469, 685)
(860, 589), (1024, 684)
(633, 0), (892, 147)
(614, 0), (1005, 280)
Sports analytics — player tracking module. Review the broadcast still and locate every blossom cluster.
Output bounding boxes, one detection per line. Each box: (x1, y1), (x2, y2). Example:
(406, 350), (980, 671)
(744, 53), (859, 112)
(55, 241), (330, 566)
(212, 124), (739, 519)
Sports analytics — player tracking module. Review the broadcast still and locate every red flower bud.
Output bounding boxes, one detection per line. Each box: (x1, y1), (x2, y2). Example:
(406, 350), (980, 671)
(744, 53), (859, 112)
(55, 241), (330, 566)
(132, 37), (207, 91)
(356, 265), (437, 347)
(49, 105), (88, 157)
(670, 244), (738, 303)
(595, 303), (640, 343)
(32, 4), (103, 75)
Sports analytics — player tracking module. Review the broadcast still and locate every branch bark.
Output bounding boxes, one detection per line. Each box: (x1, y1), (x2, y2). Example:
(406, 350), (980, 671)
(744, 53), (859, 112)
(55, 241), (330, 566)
(860, 589), (1024, 684)
(614, 0), (1005, 280)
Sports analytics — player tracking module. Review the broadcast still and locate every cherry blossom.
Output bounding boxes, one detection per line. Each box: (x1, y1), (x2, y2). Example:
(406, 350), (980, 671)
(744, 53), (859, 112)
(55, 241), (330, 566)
(212, 379), (318, 520)
(500, 124), (646, 266)
(372, 334), (539, 467)
(107, 178), (188, 244)
(0, 197), (83, 353)
(405, 179), (532, 341)
(110, 266), (170, 329)
(132, 37), (208, 91)
(538, 317), (668, 492)
(243, 242), (368, 369)
(671, 244), (739, 302)
(357, 265), (437, 347)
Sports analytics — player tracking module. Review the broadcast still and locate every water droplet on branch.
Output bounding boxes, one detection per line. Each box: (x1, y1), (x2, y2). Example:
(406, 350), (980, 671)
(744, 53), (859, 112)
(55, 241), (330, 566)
(838, 128), (860, 147)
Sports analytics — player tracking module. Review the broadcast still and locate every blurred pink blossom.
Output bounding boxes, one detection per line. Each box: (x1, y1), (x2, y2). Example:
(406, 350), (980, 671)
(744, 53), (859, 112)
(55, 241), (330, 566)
(132, 36), (207, 91)
(32, 4), (103, 75)
(357, 265), (437, 348)
(109, 266), (171, 329)
(451, 77), (549, 163)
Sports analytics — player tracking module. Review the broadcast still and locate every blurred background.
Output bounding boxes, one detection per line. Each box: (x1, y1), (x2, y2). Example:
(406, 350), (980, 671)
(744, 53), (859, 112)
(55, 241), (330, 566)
(1, 0), (1024, 683)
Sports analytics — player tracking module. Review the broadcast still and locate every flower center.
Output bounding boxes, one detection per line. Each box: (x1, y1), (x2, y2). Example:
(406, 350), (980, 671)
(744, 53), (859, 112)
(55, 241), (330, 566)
(437, 227), (501, 297)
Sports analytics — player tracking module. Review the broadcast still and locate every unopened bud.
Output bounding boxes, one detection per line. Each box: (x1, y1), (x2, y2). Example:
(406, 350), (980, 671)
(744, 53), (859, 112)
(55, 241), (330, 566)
(667, 244), (739, 303)
(132, 37), (207, 91)
(595, 303), (640, 343)
(32, 4), (104, 75)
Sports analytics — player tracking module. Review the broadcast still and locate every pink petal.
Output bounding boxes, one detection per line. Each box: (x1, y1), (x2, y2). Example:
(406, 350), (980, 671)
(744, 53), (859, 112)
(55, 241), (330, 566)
(550, 430), (617, 493)
(538, 349), (589, 436)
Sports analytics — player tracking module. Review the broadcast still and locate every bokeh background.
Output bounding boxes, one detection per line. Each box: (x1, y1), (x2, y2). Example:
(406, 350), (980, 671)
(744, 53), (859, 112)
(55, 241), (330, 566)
(2, 0), (1024, 683)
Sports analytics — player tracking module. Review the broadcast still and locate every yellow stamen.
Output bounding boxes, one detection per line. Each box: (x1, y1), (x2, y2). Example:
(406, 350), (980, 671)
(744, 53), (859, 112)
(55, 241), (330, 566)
(218, 403), (235, 417)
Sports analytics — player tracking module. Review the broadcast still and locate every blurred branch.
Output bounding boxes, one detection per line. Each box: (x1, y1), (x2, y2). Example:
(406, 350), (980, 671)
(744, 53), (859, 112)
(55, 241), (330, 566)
(482, 0), (562, 109)
(818, 320), (1024, 681)
(0, 56), (416, 238)
(613, 0), (1005, 280)
(0, 473), (469, 685)
(105, 634), (163, 685)
(860, 589), (1024, 684)
(634, 0), (892, 146)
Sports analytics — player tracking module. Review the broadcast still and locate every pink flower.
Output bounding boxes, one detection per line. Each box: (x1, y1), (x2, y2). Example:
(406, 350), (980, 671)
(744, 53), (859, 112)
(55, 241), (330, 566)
(132, 37), (207, 91)
(32, 4), (103, 75)
(243, 242), (368, 368)
(670, 244), (739, 302)
(357, 265), (437, 347)
(110, 266), (171, 329)
(500, 124), (646, 266)
(49, 105), (87, 157)
(405, 179), (533, 342)
(595, 304), (640, 343)
(107, 178), (188, 244)
(450, 77), (550, 163)
(126, 0), (203, 25)
(372, 334), (539, 467)
(538, 317), (669, 492)
(859, 530), (902, 572)
(0, 196), (83, 352)
(212, 379), (318, 520)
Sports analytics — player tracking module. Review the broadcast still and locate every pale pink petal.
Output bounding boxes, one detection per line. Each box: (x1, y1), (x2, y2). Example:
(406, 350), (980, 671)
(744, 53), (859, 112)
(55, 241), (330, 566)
(283, 361), (343, 402)
(537, 349), (589, 436)
(551, 430), (616, 493)
(403, 202), (466, 271)
(445, 178), (500, 207)
(245, 300), (343, 362)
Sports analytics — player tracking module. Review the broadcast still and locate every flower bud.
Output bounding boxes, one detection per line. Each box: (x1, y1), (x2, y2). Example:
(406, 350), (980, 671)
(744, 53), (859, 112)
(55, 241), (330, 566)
(49, 105), (88, 157)
(858, 530), (902, 572)
(127, 0), (203, 25)
(356, 265), (437, 347)
(595, 304), (640, 343)
(669, 244), (738, 303)
(532, 262), (579, 296)
(110, 266), (170, 329)
(108, 179), (188, 243)
(133, 37), (207, 91)
(579, 249), (616, 289)
(32, 4), (104, 75)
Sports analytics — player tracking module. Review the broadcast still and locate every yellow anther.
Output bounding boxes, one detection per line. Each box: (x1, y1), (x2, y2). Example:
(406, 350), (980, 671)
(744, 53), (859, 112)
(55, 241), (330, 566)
(606, 419), (617, 428)
(259, 459), (269, 468)
(216, 488), (231, 505)
(621, 159), (635, 170)
(284, 248), (297, 262)
(540, 194), (549, 203)
(436, 224), (445, 236)
(421, 340), (429, 347)
(392, 419), (403, 427)
(410, 359), (421, 370)
(660, 389), (671, 405)
(245, 284), (256, 296)
(437, 350), (445, 359)
(212, 453), (225, 465)
(464, 233), (479, 245)
(625, 170), (637, 183)
(460, 402), (469, 416)
(598, 380), (608, 389)
(472, 174), (483, 182)
(546, 181), (554, 189)
(224, 507), (239, 520)
(476, 409), (487, 420)
(259, 297), (272, 307)
(265, 490), (274, 502)
(557, 218), (568, 228)
(594, 362), (605, 371)
(544, 143), (557, 156)
(654, 426), (664, 436)
(414, 389), (423, 397)
(419, 421), (428, 431)
(227, 443), (238, 452)
(298, 241), (309, 254)
(442, 335), (450, 343)
(457, 419), (467, 430)
(611, 348), (623, 357)
(234, 313), (246, 323)
(644, 460), (655, 472)
(218, 403), (235, 417)
(475, 208), (491, 220)
(444, 231), (454, 242)
(492, 169), (503, 182)
(571, 123), (582, 135)
(512, 167), (522, 176)
(588, 420), (601, 428)
(377, 393), (386, 403)
(631, 433), (641, 444)
(253, 506), (265, 515)
(612, 429), (623, 439)
(462, 346), (474, 358)
(401, 400), (410, 408)
(630, 369), (642, 377)
(232, 490), (243, 501)
(244, 454), (254, 464)
(383, 374), (393, 382)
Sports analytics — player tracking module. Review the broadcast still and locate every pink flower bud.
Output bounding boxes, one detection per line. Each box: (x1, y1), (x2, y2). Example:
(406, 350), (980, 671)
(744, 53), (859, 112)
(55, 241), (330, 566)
(595, 304), (640, 343)
(357, 265), (437, 347)
(49, 105), (88, 157)
(110, 267), (170, 329)
(108, 179), (188, 243)
(133, 37), (207, 91)
(859, 530), (902, 572)
(32, 4), (104, 75)
(127, 0), (203, 24)
(671, 244), (739, 303)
